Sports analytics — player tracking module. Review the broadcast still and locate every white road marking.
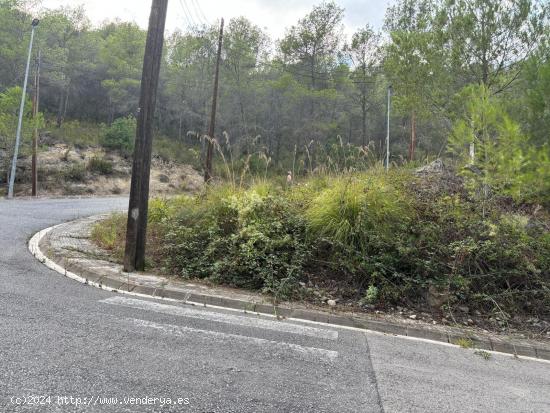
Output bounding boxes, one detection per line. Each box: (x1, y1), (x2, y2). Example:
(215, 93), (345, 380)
(125, 317), (339, 364)
(101, 296), (338, 340)
(30, 227), (550, 365)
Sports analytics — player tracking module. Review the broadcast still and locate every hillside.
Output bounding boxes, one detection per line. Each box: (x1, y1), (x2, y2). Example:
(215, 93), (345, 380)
(0, 127), (203, 197)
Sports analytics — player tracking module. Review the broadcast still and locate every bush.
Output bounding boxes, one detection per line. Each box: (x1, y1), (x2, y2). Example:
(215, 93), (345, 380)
(305, 170), (414, 251)
(64, 163), (87, 182)
(160, 189), (308, 299)
(87, 156), (113, 175)
(102, 116), (136, 153)
(92, 169), (550, 317)
(55, 120), (102, 148)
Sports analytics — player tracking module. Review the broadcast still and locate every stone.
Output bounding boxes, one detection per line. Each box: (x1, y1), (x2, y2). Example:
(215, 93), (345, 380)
(409, 314), (417, 320)
(426, 284), (449, 310)
(458, 305), (469, 313)
(158, 174), (170, 183)
(415, 159), (445, 175)
(327, 299), (337, 307)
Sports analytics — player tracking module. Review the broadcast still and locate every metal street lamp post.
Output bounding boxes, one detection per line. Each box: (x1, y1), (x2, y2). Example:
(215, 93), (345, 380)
(7, 18), (40, 199)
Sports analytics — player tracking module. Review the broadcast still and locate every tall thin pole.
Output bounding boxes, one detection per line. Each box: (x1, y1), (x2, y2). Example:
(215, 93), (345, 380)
(385, 85), (392, 172)
(8, 20), (38, 199)
(123, 0), (168, 272)
(31, 50), (40, 197)
(204, 18), (224, 183)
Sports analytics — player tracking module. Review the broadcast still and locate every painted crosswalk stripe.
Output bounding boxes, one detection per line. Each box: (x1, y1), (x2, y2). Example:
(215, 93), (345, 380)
(101, 296), (338, 340)
(125, 317), (339, 363)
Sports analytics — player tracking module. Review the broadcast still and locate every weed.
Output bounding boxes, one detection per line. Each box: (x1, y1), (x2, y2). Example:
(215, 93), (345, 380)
(455, 338), (474, 349)
(474, 350), (492, 360)
(91, 213), (126, 260)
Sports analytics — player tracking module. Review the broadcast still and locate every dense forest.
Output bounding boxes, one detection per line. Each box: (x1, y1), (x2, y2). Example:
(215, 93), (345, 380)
(1, 0), (548, 187)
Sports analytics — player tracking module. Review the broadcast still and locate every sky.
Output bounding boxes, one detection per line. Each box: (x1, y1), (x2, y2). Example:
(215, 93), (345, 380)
(40, 0), (393, 40)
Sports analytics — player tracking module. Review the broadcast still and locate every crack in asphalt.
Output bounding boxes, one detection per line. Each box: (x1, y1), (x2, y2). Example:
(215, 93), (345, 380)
(363, 332), (385, 413)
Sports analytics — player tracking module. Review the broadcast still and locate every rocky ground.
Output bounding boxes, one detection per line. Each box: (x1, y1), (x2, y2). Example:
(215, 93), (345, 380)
(299, 277), (550, 342)
(1, 143), (203, 197)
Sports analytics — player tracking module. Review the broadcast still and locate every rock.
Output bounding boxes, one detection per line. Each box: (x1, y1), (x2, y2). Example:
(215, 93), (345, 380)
(467, 319), (474, 325)
(409, 314), (417, 320)
(427, 284), (449, 310)
(458, 305), (469, 313)
(158, 174), (170, 183)
(415, 159), (445, 175)
(327, 299), (337, 307)
(432, 320), (437, 325)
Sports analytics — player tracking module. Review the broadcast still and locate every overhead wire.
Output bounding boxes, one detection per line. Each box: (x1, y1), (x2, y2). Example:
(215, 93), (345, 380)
(179, 0), (198, 27)
(189, 0), (210, 26)
(178, 0), (195, 28)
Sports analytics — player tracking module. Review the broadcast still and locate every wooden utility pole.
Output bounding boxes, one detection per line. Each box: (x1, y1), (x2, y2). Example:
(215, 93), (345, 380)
(31, 50), (40, 196)
(123, 0), (168, 272)
(204, 18), (224, 183)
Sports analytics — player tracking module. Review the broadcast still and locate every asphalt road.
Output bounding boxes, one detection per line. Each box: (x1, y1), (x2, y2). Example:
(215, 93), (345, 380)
(1, 197), (549, 412)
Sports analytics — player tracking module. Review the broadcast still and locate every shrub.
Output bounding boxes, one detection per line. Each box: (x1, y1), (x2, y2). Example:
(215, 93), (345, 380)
(305, 170), (414, 251)
(64, 163), (87, 182)
(87, 156), (113, 175)
(102, 116), (136, 153)
(162, 189), (308, 300)
(55, 120), (102, 148)
(92, 169), (550, 318)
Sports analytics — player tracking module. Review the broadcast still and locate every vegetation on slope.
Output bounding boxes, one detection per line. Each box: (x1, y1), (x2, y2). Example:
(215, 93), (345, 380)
(93, 165), (550, 324)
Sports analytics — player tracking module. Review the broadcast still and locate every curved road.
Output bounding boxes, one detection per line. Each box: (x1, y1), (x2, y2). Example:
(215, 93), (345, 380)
(1, 197), (549, 412)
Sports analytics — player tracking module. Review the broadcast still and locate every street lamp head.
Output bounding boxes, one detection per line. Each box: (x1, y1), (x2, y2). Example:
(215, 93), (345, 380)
(31, 18), (40, 27)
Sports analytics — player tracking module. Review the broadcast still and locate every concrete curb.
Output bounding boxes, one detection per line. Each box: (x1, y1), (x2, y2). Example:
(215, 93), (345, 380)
(29, 220), (550, 363)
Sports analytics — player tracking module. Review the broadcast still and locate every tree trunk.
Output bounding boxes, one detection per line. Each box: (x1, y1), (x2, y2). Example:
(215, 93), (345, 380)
(56, 92), (64, 128)
(361, 95), (367, 147)
(56, 84), (69, 128)
(204, 18), (224, 183)
(409, 110), (417, 161)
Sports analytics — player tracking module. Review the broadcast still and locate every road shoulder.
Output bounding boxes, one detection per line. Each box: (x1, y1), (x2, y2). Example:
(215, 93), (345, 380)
(29, 214), (550, 362)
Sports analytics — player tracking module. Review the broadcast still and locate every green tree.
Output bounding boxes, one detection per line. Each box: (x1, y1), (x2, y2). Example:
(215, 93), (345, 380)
(0, 86), (39, 183)
(346, 25), (380, 147)
(223, 17), (269, 141)
(99, 22), (146, 123)
(521, 36), (550, 146)
(448, 84), (550, 204)
(0, 0), (31, 89)
(440, 0), (547, 92)
(38, 6), (90, 127)
(384, 0), (449, 160)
